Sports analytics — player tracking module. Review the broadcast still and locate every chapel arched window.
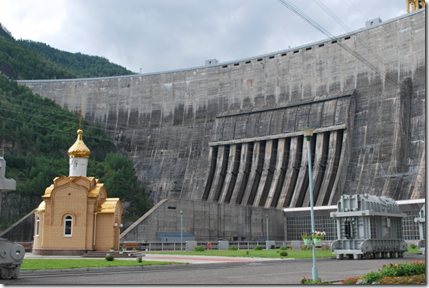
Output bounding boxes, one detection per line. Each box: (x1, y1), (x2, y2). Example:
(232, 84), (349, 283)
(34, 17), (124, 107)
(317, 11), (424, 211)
(64, 215), (73, 237)
(35, 216), (40, 236)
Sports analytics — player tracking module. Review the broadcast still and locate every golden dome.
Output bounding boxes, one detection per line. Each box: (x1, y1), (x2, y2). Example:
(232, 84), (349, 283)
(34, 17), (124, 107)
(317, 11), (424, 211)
(68, 129), (91, 158)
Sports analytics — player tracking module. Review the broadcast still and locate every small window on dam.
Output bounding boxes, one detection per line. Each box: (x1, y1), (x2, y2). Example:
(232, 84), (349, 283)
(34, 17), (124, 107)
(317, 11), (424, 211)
(167, 207), (176, 210)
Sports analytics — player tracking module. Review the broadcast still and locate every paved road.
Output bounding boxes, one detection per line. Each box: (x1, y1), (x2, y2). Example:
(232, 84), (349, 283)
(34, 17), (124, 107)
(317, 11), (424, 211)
(1, 253), (424, 285)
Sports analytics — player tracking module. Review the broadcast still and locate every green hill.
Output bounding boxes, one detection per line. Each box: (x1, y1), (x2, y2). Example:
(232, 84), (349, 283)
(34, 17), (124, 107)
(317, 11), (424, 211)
(19, 40), (135, 78)
(0, 22), (135, 80)
(0, 33), (75, 80)
(0, 23), (13, 39)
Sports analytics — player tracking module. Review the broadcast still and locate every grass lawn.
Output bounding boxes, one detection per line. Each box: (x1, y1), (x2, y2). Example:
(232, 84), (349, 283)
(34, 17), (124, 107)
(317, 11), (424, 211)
(149, 249), (335, 259)
(149, 246), (421, 259)
(19, 246), (422, 271)
(21, 259), (184, 271)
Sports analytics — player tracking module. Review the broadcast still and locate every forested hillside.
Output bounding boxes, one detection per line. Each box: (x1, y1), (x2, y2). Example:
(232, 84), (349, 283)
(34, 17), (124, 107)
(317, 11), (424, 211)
(0, 22), (134, 80)
(0, 25), (151, 231)
(0, 33), (76, 80)
(19, 40), (135, 78)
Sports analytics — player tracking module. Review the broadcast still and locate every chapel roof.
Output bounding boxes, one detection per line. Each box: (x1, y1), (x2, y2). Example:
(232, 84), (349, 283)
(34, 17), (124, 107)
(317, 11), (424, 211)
(97, 198), (121, 214)
(67, 129), (91, 159)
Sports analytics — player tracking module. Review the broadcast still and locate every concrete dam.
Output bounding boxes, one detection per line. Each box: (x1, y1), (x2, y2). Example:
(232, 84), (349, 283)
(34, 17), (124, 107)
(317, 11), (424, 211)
(19, 10), (425, 242)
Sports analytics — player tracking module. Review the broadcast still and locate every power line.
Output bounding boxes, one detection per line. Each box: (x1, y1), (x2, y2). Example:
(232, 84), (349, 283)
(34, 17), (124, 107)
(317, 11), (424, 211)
(275, 0), (400, 89)
(346, 0), (369, 20)
(312, 0), (352, 33)
(312, 0), (392, 82)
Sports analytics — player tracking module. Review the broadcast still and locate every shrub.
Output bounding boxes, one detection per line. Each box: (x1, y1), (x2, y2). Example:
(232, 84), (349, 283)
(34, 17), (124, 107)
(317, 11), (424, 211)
(228, 246), (237, 251)
(341, 276), (363, 284)
(253, 245), (262, 250)
(105, 254), (115, 261)
(378, 260), (425, 278)
(344, 260), (426, 284)
(300, 277), (333, 284)
(322, 244), (330, 251)
(280, 251), (288, 257)
(279, 246), (288, 250)
(409, 243), (417, 249)
(137, 256), (143, 263)
(194, 246), (204, 252)
(364, 271), (382, 284)
(374, 274), (426, 284)
(245, 251), (249, 255)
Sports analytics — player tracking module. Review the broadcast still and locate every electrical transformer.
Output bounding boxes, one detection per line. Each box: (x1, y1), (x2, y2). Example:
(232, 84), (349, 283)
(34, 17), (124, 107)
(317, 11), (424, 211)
(330, 194), (408, 260)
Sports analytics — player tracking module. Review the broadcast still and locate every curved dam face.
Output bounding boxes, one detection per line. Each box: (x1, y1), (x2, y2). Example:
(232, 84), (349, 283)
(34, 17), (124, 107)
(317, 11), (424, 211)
(18, 10), (425, 240)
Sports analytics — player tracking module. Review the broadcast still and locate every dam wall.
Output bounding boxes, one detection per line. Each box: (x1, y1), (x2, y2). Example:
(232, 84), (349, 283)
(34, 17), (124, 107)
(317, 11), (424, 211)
(18, 10), (425, 240)
(120, 198), (285, 242)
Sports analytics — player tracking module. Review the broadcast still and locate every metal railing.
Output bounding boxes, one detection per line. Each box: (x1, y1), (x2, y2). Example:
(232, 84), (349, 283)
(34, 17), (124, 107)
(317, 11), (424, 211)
(123, 241), (294, 252)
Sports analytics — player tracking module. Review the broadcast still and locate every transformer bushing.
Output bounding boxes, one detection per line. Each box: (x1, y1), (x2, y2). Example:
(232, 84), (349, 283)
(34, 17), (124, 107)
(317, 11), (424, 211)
(414, 204), (425, 255)
(330, 194), (408, 260)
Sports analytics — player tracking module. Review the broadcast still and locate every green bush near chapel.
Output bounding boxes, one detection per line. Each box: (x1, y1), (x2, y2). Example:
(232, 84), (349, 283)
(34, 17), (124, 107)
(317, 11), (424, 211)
(228, 246), (237, 251)
(194, 246), (204, 252)
(279, 251), (288, 257)
(105, 254), (115, 261)
(253, 245), (262, 250)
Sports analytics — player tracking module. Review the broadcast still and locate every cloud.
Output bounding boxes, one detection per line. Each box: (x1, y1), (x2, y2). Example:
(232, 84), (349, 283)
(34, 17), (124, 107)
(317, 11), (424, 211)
(0, 0), (408, 74)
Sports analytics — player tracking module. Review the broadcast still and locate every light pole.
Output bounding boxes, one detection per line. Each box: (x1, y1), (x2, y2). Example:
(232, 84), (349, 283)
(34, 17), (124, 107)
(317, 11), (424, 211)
(302, 127), (318, 280)
(180, 210), (183, 252)
(266, 214), (269, 241)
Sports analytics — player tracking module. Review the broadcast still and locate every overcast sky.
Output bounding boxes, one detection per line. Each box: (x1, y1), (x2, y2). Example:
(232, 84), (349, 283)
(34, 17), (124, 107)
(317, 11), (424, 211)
(0, 0), (410, 74)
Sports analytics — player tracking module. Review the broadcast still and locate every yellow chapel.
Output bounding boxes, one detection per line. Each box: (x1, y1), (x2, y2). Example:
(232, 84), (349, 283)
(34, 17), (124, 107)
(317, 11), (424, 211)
(33, 123), (122, 255)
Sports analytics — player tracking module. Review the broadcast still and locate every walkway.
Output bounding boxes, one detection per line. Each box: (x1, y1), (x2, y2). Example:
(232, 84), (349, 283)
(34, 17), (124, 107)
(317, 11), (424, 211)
(23, 252), (285, 264)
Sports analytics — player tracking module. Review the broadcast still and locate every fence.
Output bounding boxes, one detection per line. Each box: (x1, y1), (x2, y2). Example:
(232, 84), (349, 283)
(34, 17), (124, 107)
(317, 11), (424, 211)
(283, 199), (425, 241)
(123, 241), (293, 252)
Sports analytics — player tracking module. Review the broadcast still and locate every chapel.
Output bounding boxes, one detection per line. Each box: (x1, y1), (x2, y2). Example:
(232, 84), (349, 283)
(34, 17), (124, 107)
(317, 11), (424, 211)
(32, 120), (122, 255)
